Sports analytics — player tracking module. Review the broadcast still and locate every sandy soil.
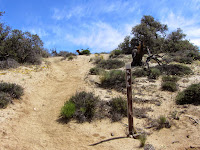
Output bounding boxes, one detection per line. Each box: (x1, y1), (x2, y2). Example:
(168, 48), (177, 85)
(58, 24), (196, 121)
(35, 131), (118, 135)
(0, 55), (200, 150)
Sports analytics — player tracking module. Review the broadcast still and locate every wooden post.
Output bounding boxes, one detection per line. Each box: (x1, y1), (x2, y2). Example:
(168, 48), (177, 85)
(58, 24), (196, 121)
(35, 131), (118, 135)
(125, 64), (135, 136)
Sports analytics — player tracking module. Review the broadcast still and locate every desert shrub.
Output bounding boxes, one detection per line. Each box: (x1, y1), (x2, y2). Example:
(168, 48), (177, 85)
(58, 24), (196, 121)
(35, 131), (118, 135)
(92, 55), (104, 64)
(109, 97), (127, 122)
(68, 56), (73, 61)
(161, 81), (177, 92)
(0, 82), (24, 99)
(156, 115), (171, 129)
(162, 76), (179, 82)
(100, 70), (126, 91)
(97, 59), (125, 69)
(89, 67), (104, 75)
(133, 107), (152, 119)
(187, 51), (200, 60)
(69, 91), (100, 122)
(132, 68), (148, 77)
(158, 116), (167, 128)
(109, 49), (122, 58)
(41, 49), (51, 58)
(57, 51), (76, 57)
(176, 83), (200, 105)
(0, 92), (12, 108)
(81, 49), (91, 55)
(156, 64), (193, 76)
(139, 134), (147, 147)
(174, 57), (193, 64)
(60, 101), (76, 119)
(0, 58), (19, 70)
(148, 68), (161, 79)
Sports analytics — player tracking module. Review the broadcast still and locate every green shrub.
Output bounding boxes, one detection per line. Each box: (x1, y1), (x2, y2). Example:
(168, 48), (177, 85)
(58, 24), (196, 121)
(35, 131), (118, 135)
(109, 49), (122, 58)
(174, 57), (193, 64)
(97, 59), (125, 69)
(0, 58), (19, 70)
(109, 97), (127, 122)
(41, 49), (51, 58)
(187, 51), (200, 60)
(161, 81), (177, 92)
(176, 83), (200, 105)
(158, 116), (167, 127)
(0, 82), (24, 99)
(132, 68), (148, 77)
(148, 68), (161, 79)
(100, 70), (126, 91)
(69, 91), (100, 122)
(162, 76), (179, 82)
(157, 115), (171, 129)
(0, 92), (12, 108)
(156, 64), (193, 76)
(81, 50), (91, 55)
(68, 56), (73, 61)
(139, 134), (147, 147)
(89, 67), (104, 75)
(60, 101), (76, 119)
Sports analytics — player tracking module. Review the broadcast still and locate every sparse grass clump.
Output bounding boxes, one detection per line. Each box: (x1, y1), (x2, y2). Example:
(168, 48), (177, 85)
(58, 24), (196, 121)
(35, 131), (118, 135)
(60, 91), (100, 122)
(100, 70), (126, 91)
(157, 115), (171, 129)
(0, 58), (19, 70)
(0, 82), (24, 99)
(132, 68), (148, 77)
(162, 75), (179, 82)
(61, 101), (76, 119)
(161, 81), (178, 92)
(139, 134), (147, 147)
(0, 92), (12, 108)
(97, 59), (125, 69)
(68, 56), (74, 61)
(89, 67), (105, 75)
(109, 49), (122, 58)
(156, 64), (193, 76)
(0, 82), (24, 108)
(148, 68), (161, 79)
(109, 97), (127, 122)
(176, 83), (200, 105)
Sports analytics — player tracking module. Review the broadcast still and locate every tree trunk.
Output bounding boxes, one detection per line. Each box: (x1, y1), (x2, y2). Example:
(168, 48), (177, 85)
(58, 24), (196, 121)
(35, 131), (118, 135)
(131, 41), (146, 67)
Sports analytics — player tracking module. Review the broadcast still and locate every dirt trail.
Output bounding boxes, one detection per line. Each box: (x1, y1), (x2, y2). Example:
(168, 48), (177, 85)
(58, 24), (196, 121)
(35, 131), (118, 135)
(0, 56), (103, 150)
(1, 55), (200, 150)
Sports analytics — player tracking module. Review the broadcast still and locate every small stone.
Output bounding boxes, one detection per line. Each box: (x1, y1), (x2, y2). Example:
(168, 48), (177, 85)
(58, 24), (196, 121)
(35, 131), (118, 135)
(172, 141), (179, 144)
(33, 108), (37, 111)
(144, 144), (155, 150)
(105, 95), (110, 98)
(111, 133), (114, 136)
(186, 135), (190, 138)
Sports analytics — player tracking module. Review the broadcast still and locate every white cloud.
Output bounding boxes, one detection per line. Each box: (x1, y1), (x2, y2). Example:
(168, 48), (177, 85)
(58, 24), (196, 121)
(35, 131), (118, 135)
(52, 6), (84, 20)
(161, 12), (196, 30)
(23, 27), (49, 37)
(64, 22), (130, 52)
(161, 11), (200, 48)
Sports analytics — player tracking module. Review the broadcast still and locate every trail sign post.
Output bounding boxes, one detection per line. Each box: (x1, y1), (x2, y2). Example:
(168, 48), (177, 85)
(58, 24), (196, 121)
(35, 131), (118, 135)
(125, 64), (135, 136)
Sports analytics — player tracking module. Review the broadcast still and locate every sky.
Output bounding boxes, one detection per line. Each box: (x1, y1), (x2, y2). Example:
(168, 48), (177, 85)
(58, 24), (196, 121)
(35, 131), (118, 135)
(0, 0), (200, 53)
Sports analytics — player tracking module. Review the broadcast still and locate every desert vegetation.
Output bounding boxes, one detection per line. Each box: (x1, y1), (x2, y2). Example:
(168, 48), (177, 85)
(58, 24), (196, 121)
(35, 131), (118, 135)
(176, 83), (200, 105)
(0, 82), (23, 108)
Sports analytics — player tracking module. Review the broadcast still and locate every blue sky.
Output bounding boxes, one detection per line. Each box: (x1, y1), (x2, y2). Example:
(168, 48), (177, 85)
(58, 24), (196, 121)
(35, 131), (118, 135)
(0, 0), (200, 53)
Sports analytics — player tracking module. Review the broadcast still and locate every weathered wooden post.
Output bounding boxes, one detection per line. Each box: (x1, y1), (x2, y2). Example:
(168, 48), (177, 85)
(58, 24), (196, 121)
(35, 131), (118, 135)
(125, 63), (135, 137)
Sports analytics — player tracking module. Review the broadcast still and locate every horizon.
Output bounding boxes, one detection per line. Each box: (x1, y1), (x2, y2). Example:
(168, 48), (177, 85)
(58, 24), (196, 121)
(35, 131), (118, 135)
(0, 0), (200, 53)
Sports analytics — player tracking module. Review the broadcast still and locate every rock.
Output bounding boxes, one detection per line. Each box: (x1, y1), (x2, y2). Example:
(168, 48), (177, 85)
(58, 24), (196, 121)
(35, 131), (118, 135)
(111, 133), (114, 136)
(105, 95), (110, 98)
(144, 144), (155, 150)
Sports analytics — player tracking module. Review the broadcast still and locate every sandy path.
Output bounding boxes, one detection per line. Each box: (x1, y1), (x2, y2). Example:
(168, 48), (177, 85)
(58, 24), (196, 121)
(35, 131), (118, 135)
(1, 56), (200, 150)
(0, 56), (100, 150)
